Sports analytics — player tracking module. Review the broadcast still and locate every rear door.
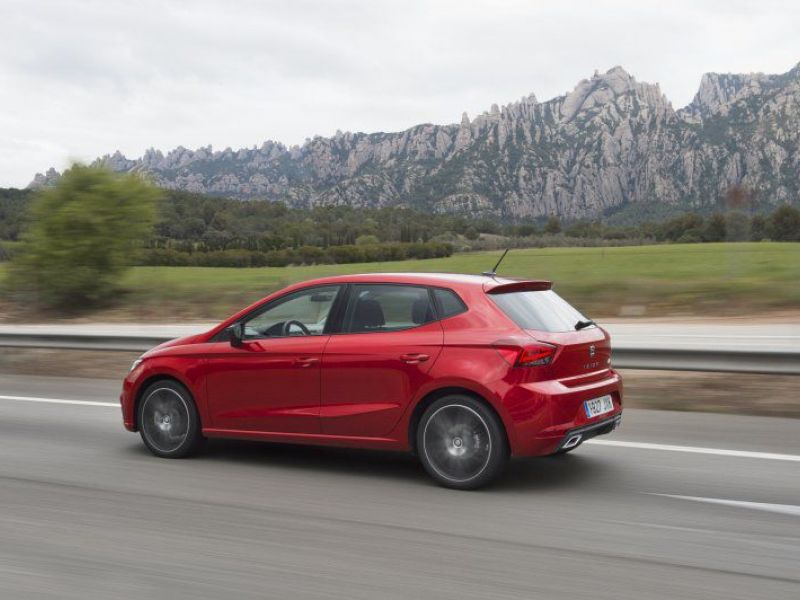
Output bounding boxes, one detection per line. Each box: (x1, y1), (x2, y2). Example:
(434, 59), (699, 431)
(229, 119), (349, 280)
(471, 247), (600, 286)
(320, 284), (444, 437)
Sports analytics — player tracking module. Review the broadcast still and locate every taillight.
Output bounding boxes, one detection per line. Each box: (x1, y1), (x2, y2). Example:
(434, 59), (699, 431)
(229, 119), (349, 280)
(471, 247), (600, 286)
(518, 343), (557, 366)
(493, 340), (557, 367)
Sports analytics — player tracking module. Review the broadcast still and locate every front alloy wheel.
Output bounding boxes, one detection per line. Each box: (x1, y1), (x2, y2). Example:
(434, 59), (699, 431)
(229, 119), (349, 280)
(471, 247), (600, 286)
(138, 380), (204, 458)
(417, 395), (508, 489)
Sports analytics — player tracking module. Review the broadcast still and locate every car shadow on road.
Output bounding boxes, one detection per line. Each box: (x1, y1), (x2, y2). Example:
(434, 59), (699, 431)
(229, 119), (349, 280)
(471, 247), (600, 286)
(125, 438), (620, 492)
(203, 438), (428, 484)
(497, 454), (622, 493)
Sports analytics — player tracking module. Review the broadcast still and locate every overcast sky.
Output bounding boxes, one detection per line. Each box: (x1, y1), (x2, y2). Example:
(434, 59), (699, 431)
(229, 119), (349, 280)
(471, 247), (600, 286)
(1, 0), (798, 187)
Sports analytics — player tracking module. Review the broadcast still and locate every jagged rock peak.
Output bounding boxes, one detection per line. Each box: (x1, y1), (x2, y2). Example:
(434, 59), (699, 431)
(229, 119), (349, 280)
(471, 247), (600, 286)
(599, 65), (636, 93)
(686, 70), (776, 118)
(26, 60), (800, 221)
(559, 65), (665, 122)
(28, 167), (60, 189)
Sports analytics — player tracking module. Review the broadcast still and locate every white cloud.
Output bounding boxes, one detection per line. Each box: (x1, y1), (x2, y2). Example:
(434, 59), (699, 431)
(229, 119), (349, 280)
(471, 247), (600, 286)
(1, 0), (798, 186)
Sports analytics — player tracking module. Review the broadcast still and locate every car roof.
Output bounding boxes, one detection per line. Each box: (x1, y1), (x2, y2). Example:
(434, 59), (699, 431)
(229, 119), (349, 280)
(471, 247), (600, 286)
(293, 272), (550, 292)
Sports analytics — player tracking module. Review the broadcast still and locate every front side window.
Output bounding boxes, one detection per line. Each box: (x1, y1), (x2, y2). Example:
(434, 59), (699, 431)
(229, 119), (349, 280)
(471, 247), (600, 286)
(343, 284), (435, 333)
(243, 285), (342, 338)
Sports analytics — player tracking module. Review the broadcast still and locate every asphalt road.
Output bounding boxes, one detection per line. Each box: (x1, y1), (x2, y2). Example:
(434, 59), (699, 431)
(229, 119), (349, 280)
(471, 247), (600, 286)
(1, 374), (799, 599)
(2, 321), (799, 351)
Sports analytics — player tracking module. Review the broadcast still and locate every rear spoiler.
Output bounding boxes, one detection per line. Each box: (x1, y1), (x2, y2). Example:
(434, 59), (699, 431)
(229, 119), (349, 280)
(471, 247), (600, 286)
(485, 280), (552, 294)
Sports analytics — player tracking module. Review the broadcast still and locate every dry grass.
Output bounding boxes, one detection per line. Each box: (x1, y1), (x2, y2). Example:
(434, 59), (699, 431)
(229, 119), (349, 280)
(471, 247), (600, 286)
(0, 348), (139, 381)
(620, 369), (800, 418)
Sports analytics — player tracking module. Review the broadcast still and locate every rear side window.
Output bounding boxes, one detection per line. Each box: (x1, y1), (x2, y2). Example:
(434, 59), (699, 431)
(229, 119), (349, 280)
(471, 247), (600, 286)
(490, 290), (590, 333)
(432, 288), (467, 318)
(344, 284), (435, 333)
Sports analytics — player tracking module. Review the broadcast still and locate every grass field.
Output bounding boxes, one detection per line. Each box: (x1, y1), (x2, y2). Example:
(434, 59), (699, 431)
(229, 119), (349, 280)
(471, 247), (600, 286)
(1, 242), (797, 321)
(58, 242), (796, 322)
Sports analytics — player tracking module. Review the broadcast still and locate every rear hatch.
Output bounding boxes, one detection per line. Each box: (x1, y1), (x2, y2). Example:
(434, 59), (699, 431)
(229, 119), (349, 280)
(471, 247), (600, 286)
(530, 327), (611, 379)
(488, 287), (611, 378)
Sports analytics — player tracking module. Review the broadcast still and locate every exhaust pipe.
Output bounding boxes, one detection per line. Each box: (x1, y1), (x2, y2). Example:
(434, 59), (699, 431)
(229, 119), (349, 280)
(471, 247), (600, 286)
(563, 434), (582, 449)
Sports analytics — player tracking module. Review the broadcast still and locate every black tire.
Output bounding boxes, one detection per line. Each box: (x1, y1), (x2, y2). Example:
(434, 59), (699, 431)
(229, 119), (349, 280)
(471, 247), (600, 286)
(137, 380), (204, 458)
(416, 395), (508, 490)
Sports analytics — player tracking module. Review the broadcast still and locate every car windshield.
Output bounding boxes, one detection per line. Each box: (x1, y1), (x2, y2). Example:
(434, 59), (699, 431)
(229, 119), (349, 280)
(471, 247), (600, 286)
(490, 290), (592, 333)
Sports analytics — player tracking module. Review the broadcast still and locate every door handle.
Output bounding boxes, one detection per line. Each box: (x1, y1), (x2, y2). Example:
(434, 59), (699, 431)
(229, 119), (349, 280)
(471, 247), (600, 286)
(295, 356), (319, 368)
(400, 353), (430, 364)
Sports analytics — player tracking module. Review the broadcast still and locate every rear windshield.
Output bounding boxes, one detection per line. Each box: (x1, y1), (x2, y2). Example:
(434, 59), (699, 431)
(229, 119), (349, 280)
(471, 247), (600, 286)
(490, 290), (591, 333)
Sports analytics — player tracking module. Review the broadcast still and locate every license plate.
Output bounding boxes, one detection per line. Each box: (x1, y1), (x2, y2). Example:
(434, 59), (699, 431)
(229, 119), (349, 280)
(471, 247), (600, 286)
(584, 395), (614, 418)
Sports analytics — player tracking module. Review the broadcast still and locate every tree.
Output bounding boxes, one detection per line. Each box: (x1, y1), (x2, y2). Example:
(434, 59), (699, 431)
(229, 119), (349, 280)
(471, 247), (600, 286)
(658, 213), (704, 241)
(513, 223), (538, 237)
(544, 215), (561, 234)
(725, 211), (750, 241)
(565, 220), (602, 238)
(750, 215), (767, 241)
(723, 185), (754, 211)
(8, 164), (161, 309)
(703, 213), (726, 242)
(355, 234), (379, 245)
(769, 205), (800, 241)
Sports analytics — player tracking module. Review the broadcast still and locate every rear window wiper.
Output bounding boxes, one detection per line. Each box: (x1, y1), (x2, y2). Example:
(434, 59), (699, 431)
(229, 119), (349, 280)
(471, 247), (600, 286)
(574, 319), (595, 330)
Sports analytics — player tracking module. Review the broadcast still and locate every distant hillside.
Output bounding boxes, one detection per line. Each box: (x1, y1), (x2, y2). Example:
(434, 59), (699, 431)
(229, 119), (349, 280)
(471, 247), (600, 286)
(31, 62), (800, 220)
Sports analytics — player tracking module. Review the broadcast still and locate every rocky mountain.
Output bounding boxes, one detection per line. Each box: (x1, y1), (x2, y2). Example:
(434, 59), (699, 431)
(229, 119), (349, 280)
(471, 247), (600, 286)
(30, 62), (800, 220)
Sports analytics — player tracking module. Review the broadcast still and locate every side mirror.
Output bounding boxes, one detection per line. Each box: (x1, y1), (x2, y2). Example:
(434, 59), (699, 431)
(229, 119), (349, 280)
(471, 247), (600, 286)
(229, 323), (245, 347)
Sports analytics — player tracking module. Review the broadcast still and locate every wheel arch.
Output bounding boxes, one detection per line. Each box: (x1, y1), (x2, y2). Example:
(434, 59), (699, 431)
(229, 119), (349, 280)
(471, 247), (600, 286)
(132, 374), (196, 432)
(407, 386), (510, 455)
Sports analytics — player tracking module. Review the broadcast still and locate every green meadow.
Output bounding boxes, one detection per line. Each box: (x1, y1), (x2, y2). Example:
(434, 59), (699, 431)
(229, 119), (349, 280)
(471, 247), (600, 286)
(99, 242), (800, 321)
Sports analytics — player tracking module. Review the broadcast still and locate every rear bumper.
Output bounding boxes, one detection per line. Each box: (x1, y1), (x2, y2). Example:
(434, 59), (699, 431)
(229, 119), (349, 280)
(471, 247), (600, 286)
(502, 368), (623, 456)
(555, 414), (622, 452)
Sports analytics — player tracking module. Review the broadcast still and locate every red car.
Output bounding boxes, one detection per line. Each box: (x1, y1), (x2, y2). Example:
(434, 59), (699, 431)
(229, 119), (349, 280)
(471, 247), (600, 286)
(121, 273), (622, 489)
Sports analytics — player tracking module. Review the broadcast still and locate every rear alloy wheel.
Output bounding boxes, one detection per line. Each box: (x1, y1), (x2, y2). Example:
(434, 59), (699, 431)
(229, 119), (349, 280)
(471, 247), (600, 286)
(138, 380), (204, 458)
(417, 395), (508, 490)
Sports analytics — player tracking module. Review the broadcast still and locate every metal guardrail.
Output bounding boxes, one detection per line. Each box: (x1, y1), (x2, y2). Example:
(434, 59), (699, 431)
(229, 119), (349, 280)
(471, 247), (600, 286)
(0, 333), (798, 375)
(611, 347), (800, 376)
(0, 333), (168, 353)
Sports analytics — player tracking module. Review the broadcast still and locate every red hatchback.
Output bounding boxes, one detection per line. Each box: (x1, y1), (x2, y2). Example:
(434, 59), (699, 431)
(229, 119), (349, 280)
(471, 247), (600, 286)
(121, 273), (623, 489)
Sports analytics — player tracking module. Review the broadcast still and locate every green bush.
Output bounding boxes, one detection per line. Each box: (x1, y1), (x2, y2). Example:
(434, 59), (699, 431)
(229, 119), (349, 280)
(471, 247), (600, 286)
(769, 205), (800, 241)
(139, 241), (453, 268)
(751, 215), (767, 241)
(725, 211), (750, 241)
(703, 213), (726, 242)
(7, 165), (160, 308)
(355, 234), (380, 246)
(656, 213), (704, 241)
(544, 216), (562, 234)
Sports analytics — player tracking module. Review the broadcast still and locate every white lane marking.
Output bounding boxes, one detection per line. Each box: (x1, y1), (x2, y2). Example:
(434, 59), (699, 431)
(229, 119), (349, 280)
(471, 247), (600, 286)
(613, 334), (800, 339)
(650, 494), (800, 517)
(587, 440), (800, 462)
(0, 395), (118, 408)
(1, 395), (799, 465)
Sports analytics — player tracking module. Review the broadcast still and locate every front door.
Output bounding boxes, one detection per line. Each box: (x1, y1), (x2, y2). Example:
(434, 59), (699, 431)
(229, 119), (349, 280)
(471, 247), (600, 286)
(321, 284), (443, 437)
(205, 285), (343, 433)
